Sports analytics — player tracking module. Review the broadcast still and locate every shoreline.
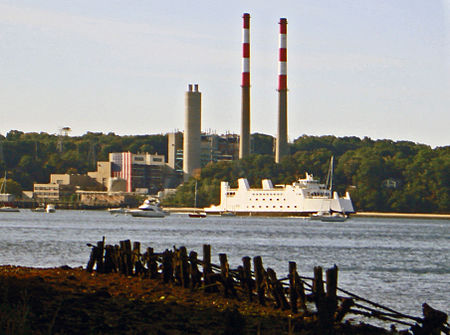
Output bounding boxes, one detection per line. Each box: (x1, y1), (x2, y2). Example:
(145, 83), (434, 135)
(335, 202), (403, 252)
(352, 212), (450, 219)
(164, 207), (450, 219)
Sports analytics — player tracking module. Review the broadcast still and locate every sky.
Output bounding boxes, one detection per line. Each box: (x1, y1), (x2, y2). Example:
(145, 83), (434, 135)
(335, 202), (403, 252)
(0, 0), (449, 148)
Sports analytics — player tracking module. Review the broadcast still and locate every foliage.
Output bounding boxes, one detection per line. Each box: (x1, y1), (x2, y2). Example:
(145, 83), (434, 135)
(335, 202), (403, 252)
(1, 130), (448, 213)
(165, 136), (449, 213)
(0, 131), (167, 190)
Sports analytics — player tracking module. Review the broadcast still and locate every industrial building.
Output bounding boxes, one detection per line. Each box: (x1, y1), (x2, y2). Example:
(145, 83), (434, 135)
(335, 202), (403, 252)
(167, 132), (239, 173)
(88, 152), (166, 194)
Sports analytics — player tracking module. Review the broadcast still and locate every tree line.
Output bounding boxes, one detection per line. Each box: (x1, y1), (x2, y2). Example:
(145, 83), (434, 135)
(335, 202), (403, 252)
(1, 130), (448, 213)
(165, 135), (449, 214)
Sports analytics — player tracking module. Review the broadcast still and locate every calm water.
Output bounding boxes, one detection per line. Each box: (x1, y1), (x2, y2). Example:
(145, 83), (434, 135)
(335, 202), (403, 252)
(0, 210), (448, 319)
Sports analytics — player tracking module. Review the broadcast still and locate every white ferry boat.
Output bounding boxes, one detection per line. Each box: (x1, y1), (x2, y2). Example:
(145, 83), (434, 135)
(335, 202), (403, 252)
(204, 173), (354, 217)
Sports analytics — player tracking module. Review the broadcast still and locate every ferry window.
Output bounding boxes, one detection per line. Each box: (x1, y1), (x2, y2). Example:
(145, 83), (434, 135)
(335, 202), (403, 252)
(294, 206), (297, 208)
(252, 206), (255, 208)
(287, 206), (290, 208)
(255, 198), (258, 201)
(262, 199), (265, 201)
(273, 206), (276, 208)
(259, 206), (261, 208)
(266, 206), (268, 208)
(280, 206), (283, 208)
(277, 199), (279, 201)
(270, 199), (272, 201)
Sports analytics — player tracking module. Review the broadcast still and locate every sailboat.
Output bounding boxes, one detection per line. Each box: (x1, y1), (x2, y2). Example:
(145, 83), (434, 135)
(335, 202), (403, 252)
(189, 181), (206, 218)
(0, 172), (20, 212)
(309, 157), (347, 222)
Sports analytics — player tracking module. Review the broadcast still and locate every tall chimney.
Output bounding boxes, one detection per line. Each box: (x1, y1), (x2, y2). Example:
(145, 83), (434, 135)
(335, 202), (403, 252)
(183, 84), (202, 179)
(239, 13), (251, 159)
(275, 18), (288, 163)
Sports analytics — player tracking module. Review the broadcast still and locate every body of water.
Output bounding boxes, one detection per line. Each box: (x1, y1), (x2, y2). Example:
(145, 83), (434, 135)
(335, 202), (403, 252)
(0, 210), (448, 319)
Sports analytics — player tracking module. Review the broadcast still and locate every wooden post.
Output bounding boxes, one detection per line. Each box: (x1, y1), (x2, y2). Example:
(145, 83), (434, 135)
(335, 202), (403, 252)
(267, 268), (290, 310)
(203, 244), (212, 292)
(103, 245), (115, 273)
(289, 262), (298, 314)
(314, 266), (333, 334)
(326, 265), (338, 318)
(242, 257), (253, 301)
(253, 256), (266, 306)
(189, 251), (201, 289)
(294, 272), (307, 312)
(95, 238), (105, 273)
(173, 246), (181, 285)
(420, 303), (448, 335)
(123, 240), (133, 276)
(313, 266), (324, 300)
(113, 245), (120, 274)
(146, 247), (158, 279)
(119, 240), (126, 275)
(133, 241), (145, 275)
(162, 249), (173, 283)
(179, 246), (190, 288)
(219, 253), (236, 298)
(86, 244), (97, 273)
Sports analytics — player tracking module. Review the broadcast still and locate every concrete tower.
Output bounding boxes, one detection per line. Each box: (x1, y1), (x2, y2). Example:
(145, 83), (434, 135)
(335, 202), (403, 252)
(239, 13), (251, 159)
(183, 84), (202, 178)
(275, 18), (288, 163)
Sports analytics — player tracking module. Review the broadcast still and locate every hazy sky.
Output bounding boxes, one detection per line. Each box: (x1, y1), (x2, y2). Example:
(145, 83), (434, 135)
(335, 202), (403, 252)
(1, 1), (449, 148)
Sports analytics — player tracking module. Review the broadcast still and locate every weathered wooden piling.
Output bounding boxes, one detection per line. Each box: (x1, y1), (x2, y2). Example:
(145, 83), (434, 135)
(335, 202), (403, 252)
(189, 251), (202, 289)
(162, 249), (173, 283)
(242, 256), (253, 301)
(179, 246), (190, 288)
(146, 247), (158, 279)
(267, 268), (289, 310)
(253, 256), (266, 306)
(289, 262), (298, 314)
(219, 253), (237, 298)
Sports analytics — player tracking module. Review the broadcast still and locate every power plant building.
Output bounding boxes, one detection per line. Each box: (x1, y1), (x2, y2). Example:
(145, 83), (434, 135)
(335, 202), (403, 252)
(183, 84), (202, 177)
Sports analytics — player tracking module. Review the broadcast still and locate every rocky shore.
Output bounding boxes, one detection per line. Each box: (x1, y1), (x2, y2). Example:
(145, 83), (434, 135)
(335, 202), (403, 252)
(0, 265), (412, 335)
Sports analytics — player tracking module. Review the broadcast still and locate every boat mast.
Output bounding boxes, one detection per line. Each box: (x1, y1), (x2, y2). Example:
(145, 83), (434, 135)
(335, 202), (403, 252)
(326, 156), (334, 191)
(194, 180), (198, 208)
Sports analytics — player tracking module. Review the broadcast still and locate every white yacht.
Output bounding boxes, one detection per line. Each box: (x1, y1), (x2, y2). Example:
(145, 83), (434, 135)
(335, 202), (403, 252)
(204, 171), (354, 217)
(129, 199), (166, 218)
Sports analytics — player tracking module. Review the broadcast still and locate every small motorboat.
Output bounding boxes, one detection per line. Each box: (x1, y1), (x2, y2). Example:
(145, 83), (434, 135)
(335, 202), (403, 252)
(188, 212), (207, 218)
(108, 207), (129, 214)
(0, 206), (20, 212)
(310, 211), (347, 222)
(220, 211), (236, 217)
(129, 199), (166, 218)
(32, 206), (46, 212)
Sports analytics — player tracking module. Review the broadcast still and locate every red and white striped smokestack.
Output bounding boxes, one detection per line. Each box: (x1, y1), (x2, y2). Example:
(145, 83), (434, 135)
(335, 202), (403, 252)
(242, 13), (250, 88)
(275, 18), (288, 163)
(239, 13), (251, 159)
(278, 18), (287, 91)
